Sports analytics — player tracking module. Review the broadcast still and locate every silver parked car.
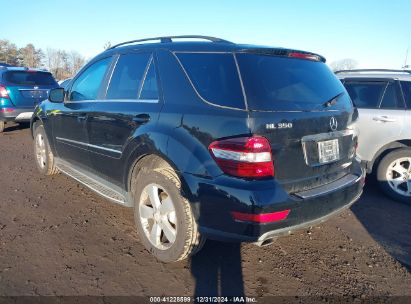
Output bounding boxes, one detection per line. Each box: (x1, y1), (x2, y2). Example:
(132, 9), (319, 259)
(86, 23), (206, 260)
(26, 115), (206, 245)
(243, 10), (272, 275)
(337, 69), (411, 204)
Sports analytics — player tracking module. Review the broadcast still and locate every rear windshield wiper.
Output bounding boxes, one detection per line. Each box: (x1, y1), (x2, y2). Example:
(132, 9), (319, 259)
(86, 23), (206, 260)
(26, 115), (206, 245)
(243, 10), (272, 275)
(323, 92), (345, 108)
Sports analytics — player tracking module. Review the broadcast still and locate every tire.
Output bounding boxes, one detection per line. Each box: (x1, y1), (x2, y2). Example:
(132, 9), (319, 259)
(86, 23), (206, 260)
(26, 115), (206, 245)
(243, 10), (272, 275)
(33, 123), (59, 175)
(377, 148), (411, 204)
(0, 121), (4, 133)
(132, 165), (204, 262)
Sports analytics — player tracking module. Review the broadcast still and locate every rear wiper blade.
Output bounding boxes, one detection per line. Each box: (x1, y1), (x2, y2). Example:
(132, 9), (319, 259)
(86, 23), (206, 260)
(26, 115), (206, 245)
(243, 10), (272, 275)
(324, 92), (344, 107)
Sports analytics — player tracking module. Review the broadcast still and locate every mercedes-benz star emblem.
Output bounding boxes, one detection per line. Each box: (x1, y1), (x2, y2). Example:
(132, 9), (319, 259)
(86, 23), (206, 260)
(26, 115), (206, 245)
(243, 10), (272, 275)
(330, 117), (338, 131)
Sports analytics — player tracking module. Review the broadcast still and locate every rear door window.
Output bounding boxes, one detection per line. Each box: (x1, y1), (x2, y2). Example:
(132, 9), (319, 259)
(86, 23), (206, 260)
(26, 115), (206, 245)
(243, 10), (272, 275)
(176, 53), (245, 109)
(70, 57), (111, 101)
(343, 81), (387, 108)
(237, 54), (350, 111)
(106, 53), (151, 99)
(401, 81), (411, 109)
(139, 58), (159, 100)
(380, 82), (401, 109)
(4, 71), (57, 86)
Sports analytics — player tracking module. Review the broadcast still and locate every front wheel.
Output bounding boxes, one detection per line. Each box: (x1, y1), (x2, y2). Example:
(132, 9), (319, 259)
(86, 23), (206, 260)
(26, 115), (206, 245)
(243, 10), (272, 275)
(377, 148), (411, 204)
(132, 166), (204, 262)
(33, 123), (59, 175)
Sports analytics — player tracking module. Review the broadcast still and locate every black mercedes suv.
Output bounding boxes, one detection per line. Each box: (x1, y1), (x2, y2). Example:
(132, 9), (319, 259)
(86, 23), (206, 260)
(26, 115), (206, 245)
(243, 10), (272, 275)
(31, 36), (365, 262)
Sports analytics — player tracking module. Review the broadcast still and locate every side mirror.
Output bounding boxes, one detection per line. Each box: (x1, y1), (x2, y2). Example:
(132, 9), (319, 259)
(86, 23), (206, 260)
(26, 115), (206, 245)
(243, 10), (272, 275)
(49, 88), (64, 103)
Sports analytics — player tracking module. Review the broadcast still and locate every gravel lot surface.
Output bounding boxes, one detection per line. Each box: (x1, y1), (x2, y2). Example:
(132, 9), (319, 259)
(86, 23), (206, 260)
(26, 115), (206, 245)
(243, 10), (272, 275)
(0, 124), (410, 298)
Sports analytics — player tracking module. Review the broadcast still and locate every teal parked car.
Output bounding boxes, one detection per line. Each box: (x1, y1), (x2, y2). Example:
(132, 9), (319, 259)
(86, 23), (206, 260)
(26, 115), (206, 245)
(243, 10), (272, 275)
(0, 65), (58, 132)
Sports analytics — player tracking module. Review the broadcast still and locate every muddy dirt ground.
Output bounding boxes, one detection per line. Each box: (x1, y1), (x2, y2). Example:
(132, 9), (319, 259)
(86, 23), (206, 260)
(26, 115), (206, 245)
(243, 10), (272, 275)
(0, 123), (410, 297)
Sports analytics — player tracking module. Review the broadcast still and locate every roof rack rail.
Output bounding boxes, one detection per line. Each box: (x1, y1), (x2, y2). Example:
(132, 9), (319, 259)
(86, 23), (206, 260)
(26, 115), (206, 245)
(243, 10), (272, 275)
(108, 35), (233, 50)
(335, 69), (411, 74)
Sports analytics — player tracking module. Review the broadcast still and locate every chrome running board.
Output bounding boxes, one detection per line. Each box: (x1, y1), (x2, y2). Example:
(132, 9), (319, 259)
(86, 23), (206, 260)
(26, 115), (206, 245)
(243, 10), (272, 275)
(55, 158), (132, 206)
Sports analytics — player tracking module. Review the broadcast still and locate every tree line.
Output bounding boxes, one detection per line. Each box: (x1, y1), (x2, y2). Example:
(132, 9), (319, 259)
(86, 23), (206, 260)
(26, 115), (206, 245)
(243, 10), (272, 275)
(0, 39), (86, 80)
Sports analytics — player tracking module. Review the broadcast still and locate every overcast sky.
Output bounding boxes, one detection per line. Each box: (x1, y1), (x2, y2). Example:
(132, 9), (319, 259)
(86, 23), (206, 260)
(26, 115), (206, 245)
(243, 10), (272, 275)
(3, 0), (411, 68)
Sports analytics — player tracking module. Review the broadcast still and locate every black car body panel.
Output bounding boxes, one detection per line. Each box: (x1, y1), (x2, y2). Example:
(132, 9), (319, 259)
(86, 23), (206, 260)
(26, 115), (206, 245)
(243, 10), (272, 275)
(31, 38), (364, 242)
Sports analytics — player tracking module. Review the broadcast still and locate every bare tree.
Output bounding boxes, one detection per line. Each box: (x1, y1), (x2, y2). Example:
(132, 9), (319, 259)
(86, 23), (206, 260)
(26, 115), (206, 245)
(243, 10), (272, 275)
(329, 58), (358, 72)
(68, 51), (86, 75)
(45, 48), (86, 80)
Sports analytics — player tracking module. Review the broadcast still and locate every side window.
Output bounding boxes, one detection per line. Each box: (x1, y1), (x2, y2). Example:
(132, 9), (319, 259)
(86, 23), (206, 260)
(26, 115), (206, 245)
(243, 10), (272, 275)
(343, 81), (387, 108)
(106, 53), (150, 99)
(401, 81), (411, 109)
(380, 82), (400, 109)
(139, 58), (159, 100)
(70, 57), (111, 101)
(176, 53), (245, 109)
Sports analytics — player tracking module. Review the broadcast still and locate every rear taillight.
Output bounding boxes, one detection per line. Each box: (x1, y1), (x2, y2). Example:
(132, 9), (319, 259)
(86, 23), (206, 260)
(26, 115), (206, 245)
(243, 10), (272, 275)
(208, 136), (274, 178)
(0, 85), (9, 99)
(0, 108), (14, 113)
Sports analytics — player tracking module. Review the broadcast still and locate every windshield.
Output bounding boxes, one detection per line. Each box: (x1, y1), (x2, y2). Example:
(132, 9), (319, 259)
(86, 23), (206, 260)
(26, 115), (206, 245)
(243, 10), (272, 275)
(236, 53), (350, 111)
(4, 71), (57, 86)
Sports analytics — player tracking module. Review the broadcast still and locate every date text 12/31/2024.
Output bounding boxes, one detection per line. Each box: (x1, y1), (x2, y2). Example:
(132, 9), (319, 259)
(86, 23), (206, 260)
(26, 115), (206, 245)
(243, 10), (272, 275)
(149, 296), (257, 303)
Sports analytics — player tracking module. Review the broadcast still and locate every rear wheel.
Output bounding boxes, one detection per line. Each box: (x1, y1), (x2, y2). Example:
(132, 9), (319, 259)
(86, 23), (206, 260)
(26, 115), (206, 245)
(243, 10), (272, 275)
(377, 148), (411, 204)
(0, 121), (4, 133)
(33, 123), (59, 175)
(132, 161), (204, 262)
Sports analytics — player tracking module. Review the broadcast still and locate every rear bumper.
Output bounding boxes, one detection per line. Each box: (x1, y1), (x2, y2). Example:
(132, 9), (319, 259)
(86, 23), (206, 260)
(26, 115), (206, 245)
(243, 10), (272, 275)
(0, 107), (34, 122)
(183, 160), (365, 242)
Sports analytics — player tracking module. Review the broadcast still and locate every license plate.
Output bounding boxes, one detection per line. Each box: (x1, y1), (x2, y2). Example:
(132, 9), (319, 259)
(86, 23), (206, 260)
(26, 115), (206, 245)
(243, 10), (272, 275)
(20, 90), (48, 99)
(318, 139), (339, 164)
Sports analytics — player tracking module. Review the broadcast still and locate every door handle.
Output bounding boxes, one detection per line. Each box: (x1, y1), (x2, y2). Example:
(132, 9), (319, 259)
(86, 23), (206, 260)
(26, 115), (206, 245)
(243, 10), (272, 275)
(373, 116), (396, 123)
(132, 114), (150, 124)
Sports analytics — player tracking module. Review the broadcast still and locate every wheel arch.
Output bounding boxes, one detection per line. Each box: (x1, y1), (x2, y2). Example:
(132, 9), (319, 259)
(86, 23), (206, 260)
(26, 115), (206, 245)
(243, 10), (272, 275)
(30, 115), (43, 139)
(368, 140), (411, 173)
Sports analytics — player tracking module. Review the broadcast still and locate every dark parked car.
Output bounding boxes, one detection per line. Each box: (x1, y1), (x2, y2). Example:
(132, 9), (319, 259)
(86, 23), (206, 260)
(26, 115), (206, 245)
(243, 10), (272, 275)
(31, 36), (365, 262)
(0, 66), (59, 132)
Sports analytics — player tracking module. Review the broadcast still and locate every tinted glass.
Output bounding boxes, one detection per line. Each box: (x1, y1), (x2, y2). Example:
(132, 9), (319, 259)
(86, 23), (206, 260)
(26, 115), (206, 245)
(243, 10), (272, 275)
(139, 60), (158, 100)
(401, 81), (411, 108)
(237, 54), (349, 111)
(106, 53), (150, 99)
(4, 71), (57, 86)
(344, 82), (387, 108)
(70, 57), (111, 101)
(380, 82), (399, 109)
(177, 53), (245, 109)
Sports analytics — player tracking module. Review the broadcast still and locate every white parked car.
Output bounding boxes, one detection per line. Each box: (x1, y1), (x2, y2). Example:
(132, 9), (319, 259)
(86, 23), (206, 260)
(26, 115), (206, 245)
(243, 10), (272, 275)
(337, 69), (411, 204)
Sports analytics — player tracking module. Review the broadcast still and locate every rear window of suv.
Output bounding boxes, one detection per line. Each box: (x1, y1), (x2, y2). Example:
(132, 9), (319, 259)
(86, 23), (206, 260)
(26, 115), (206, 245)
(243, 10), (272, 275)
(177, 52), (350, 111)
(4, 71), (57, 86)
(236, 54), (349, 111)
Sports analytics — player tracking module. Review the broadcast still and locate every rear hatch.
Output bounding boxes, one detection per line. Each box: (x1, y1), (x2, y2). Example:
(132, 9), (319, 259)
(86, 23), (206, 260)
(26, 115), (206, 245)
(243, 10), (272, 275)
(2, 70), (58, 108)
(236, 52), (357, 193)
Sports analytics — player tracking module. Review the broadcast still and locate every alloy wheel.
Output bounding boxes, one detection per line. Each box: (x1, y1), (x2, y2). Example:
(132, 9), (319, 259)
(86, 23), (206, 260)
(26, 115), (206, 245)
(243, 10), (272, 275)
(385, 157), (411, 197)
(139, 183), (177, 250)
(35, 133), (47, 169)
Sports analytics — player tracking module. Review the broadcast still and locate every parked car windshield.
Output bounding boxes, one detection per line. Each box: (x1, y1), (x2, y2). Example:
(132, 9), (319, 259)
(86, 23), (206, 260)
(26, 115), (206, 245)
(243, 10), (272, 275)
(4, 71), (57, 86)
(237, 53), (350, 111)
